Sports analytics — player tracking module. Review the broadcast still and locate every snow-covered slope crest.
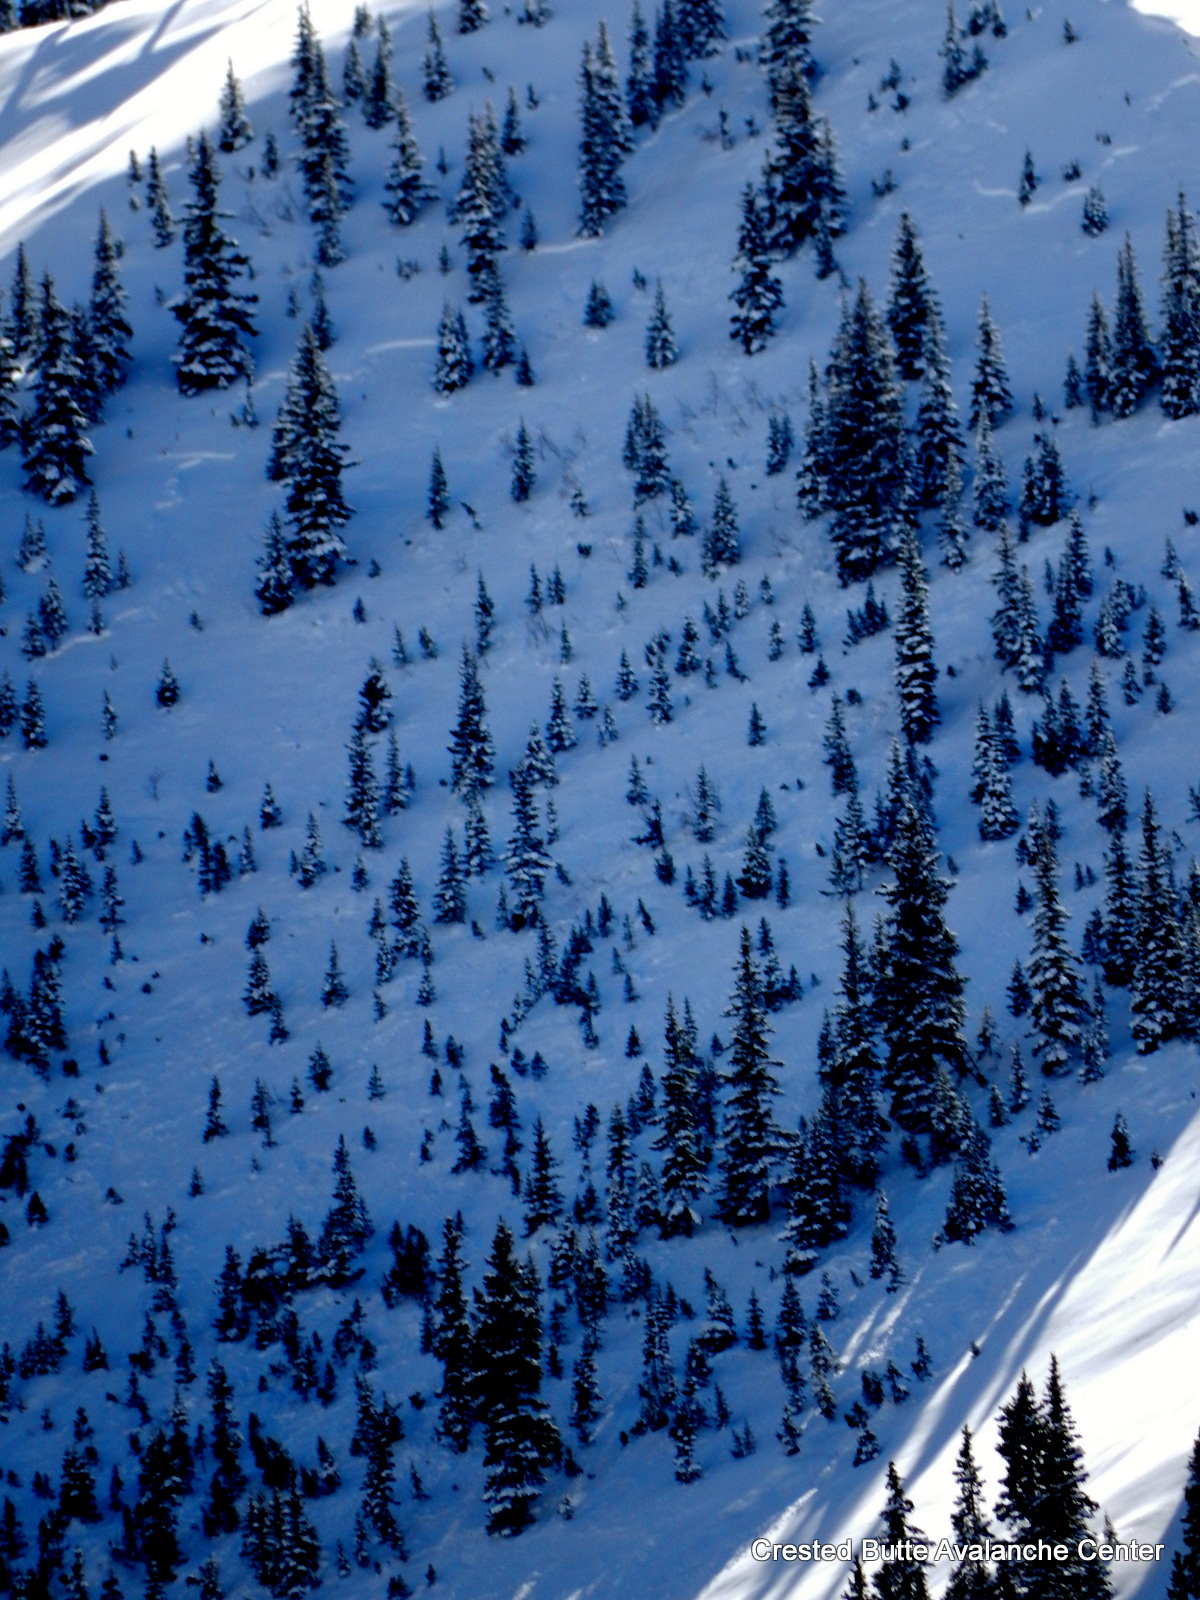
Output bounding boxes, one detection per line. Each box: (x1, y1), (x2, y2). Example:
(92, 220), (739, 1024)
(5, 0), (1200, 1598)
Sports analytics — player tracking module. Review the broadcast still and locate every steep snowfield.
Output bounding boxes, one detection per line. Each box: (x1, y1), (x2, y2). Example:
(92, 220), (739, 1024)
(4, 0), (1200, 1597)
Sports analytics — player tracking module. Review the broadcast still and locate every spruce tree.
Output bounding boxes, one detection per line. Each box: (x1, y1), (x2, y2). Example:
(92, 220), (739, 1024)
(832, 905), (888, 1187)
(894, 528), (939, 745)
(969, 294), (1013, 429)
(363, 18), (395, 128)
(914, 310), (965, 510)
(274, 324), (352, 587)
(473, 1220), (562, 1534)
(146, 149), (175, 247)
(382, 90), (431, 225)
(887, 212), (936, 380)
(652, 0), (687, 112)
(511, 419), (535, 501)
(172, 132), (257, 393)
(760, 0), (816, 107)
(255, 512), (294, 615)
(626, 0), (656, 126)
(717, 926), (783, 1225)
(578, 24), (630, 236)
(218, 60), (253, 151)
(434, 302), (473, 392)
(945, 1428), (996, 1600)
(1169, 1430), (1200, 1600)
(89, 212), (131, 399)
(448, 646), (494, 799)
(1027, 807), (1088, 1075)
(22, 275), (93, 504)
(504, 769), (551, 927)
(1161, 192), (1200, 419)
(431, 1218), (474, 1450)
(1109, 234), (1157, 417)
(995, 1361), (1111, 1600)
(873, 1462), (930, 1600)
(730, 185), (783, 353)
(703, 477), (741, 573)
(645, 279), (679, 368)
(422, 9), (454, 99)
(881, 798), (970, 1130)
(762, 61), (822, 254)
(940, 1125), (1012, 1242)
(1131, 790), (1186, 1052)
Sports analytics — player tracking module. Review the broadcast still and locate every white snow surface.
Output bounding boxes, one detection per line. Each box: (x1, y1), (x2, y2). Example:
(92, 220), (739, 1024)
(2, 0), (1200, 1597)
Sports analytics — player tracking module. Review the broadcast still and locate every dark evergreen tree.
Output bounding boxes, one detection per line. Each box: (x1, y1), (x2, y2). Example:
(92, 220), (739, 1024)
(762, 61), (822, 254)
(945, 1428), (995, 1600)
(504, 769), (551, 927)
(172, 133), (257, 393)
(681, 0), (729, 55)
(1168, 1430), (1200, 1600)
(584, 279), (615, 327)
(422, 10), (453, 99)
(915, 310), (965, 511)
(995, 1361), (1112, 1600)
(940, 1125), (1012, 1242)
(627, 0), (656, 125)
(894, 528), (939, 744)
(434, 302), (473, 393)
(759, 0), (816, 106)
(363, 18), (395, 128)
(1081, 183), (1108, 237)
(822, 280), (910, 582)
(1131, 790), (1186, 1052)
(382, 90), (431, 225)
(271, 324), (352, 586)
(1019, 433), (1069, 530)
(522, 1117), (563, 1234)
(887, 212), (936, 380)
(1027, 807), (1088, 1075)
(218, 60), (253, 151)
(431, 1218), (474, 1450)
(89, 212), (131, 399)
(512, 419), (535, 501)
(969, 294), (1013, 429)
(1161, 192), (1200, 419)
(869, 1192), (902, 1290)
(255, 512), (294, 615)
(146, 148), (174, 247)
(730, 185), (783, 354)
(717, 926), (783, 1225)
(651, 0), (687, 112)
(448, 647), (494, 799)
(645, 279), (679, 368)
(1109, 234), (1157, 417)
(873, 1462), (929, 1600)
(473, 1220), (562, 1534)
(22, 275), (92, 504)
(578, 24), (630, 236)
(703, 477), (741, 572)
(654, 996), (707, 1235)
(881, 799), (970, 1129)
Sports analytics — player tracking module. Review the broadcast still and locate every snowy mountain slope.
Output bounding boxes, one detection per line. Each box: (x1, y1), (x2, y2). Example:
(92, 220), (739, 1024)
(4, 0), (1200, 1597)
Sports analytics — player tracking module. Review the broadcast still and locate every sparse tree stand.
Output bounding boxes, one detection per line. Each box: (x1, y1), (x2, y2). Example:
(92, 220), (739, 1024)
(172, 131), (258, 394)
